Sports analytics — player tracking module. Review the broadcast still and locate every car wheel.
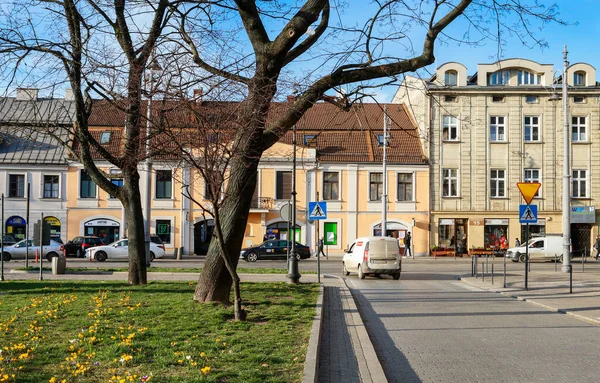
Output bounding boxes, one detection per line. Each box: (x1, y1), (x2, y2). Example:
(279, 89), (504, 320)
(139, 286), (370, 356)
(76, 248), (84, 258)
(95, 251), (108, 262)
(247, 252), (258, 262)
(519, 253), (527, 263)
(1, 252), (11, 262)
(358, 264), (366, 280)
(342, 262), (350, 276)
(46, 252), (59, 262)
(150, 252), (156, 261)
(392, 273), (401, 280)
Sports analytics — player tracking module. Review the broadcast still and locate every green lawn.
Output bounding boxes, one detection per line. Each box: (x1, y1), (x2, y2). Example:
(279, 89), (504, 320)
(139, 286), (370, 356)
(0, 281), (319, 383)
(17, 267), (316, 274)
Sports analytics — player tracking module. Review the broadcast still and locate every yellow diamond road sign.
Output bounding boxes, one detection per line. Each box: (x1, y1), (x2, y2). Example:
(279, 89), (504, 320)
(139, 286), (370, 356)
(517, 182), (541, 205)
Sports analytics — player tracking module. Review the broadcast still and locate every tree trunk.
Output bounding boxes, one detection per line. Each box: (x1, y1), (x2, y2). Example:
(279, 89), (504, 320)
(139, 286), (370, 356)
(122, 169), (147, 285)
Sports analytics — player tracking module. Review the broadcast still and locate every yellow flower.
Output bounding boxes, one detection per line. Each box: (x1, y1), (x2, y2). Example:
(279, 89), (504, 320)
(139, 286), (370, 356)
(200, 352), (206, 357)
(201, 366), (211, 374)
(49, 378), (57, 383)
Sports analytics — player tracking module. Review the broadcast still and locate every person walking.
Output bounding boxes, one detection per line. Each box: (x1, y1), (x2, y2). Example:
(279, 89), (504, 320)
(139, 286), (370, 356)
(594, 235), (600, 260)
(317, 238), (326, 257)
(515, 238), (521, 247)
(404, 232), (412, 258)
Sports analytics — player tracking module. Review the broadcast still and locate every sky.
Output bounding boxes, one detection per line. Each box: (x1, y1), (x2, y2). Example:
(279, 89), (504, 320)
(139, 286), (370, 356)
(374, 0), (600, 102)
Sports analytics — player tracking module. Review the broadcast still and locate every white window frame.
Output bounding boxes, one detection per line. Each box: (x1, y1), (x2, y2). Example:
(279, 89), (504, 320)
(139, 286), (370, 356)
(445, 70), (457, 86)
(442, 168), (458, 197)
(322, 171), (340, 201)
(488, 70), (509, 85)
(396, 172), (414, 201)
(518, 70), (541, 85)
(572, 116), (587, 142)
(490, 116), (506, 142)
(490, 169), (506, 198)
(573, 71), (585, 86)
(42, 173), (61, 199)
(442, 115), (459, 141)
(572, 169), (587, 198)
(155, 169), (173, 199)
(524, 169), (541, 197)
(524, 116), (540, 142)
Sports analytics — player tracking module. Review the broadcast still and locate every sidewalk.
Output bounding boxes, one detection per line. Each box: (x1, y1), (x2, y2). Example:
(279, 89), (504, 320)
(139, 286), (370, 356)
(460, 263), (600, 326)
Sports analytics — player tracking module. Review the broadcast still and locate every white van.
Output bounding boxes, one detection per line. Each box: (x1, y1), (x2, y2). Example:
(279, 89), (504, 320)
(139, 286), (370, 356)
(342, 236), (401, 280)
(505, 235), (569, 262)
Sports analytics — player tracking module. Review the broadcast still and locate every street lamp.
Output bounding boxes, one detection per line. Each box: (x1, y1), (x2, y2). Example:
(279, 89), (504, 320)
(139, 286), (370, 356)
(286, 124), (301, 283)
(549, 45), (571, 273)
(143, 54), (161, 267)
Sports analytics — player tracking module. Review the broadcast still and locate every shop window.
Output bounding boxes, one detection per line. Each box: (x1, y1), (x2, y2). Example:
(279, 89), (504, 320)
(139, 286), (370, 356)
(156, 220), (171, 244)
(484, 220), (509, 250)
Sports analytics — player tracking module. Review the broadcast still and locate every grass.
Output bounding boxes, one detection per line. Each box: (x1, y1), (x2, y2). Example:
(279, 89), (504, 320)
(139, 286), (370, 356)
(16, 267), (317, 274)
(0, 280), (319, 383)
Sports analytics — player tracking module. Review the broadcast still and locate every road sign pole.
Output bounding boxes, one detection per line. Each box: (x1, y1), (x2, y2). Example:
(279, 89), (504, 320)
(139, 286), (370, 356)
(525, 221), (529, 291)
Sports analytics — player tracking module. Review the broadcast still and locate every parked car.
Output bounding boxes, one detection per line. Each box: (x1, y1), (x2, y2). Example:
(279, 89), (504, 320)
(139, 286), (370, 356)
(63, 236), (105, 258)
(506, 235), (569, 263)
(1, 239), (63, 262)
(2, 234), (17, 247)
(240, 240), (311, 262)
(342, 236), (402, 280)
(85, 238), (165, 262)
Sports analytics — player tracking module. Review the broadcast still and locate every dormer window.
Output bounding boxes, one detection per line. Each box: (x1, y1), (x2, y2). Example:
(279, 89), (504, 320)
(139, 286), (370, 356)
(303, 134), (316, 146)
(488, 70), (509, 85)
(573, 71), (586, 86)
(100, 131), (111, 144)
(445, 70), (457, 86)
(518, 70), (541, 85)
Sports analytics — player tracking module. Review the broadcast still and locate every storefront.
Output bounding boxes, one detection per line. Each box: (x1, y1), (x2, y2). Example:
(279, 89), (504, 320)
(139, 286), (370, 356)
(5, 216), (26, 241)
(437, 218), (468, 252)
(373, 221), (408, 239)
(265, 222), (300, 242)
(484, 218), (509, 250)
(520, 218), (546, 242)
(44, 216), (62, 241)
(84, 218), (120, 244)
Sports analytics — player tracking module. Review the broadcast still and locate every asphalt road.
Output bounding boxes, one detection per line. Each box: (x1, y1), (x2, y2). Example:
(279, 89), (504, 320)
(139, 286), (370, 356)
(347, 258), (600, 383)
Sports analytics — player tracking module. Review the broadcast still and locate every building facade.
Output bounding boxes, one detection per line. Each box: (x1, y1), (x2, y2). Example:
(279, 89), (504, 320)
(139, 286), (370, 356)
(395, 58), (600, 254)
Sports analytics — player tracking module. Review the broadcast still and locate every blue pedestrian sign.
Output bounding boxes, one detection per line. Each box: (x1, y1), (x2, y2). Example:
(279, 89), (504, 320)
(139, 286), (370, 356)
(519, 204), (538, 224)
(308, 201), (327, 220)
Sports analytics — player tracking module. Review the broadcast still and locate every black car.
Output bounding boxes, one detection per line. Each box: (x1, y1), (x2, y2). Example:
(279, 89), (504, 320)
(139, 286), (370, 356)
(63, 236), (105, 258)
(240, 240), (311, 262)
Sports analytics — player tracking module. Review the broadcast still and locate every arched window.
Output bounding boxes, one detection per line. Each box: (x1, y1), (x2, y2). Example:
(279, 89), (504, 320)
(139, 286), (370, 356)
(444, 70), (457, 86)
(573, 71), (586, 86)
(488, 70), (509, 85)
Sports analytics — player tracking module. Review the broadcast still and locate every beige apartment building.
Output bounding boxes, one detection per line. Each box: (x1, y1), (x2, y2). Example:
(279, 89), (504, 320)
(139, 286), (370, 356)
(395, 58), (600, 254)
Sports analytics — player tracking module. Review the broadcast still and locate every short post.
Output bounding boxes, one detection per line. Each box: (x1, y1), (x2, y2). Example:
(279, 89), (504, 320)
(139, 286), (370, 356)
(503, 253), (506, 288)
(582, 248), (585, 272)
(471, 256), (475, 277)
(555, 254), (557, 272)
(475, 256), (478, 279)
(491, 264), (494, 285)
(485, 253), (489, 274)
(569, 266), (573, 294)
(482, 261), (485, 282)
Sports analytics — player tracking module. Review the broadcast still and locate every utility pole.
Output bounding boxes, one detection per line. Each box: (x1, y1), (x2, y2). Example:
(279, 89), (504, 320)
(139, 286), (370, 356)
(381, 105), (388, 237)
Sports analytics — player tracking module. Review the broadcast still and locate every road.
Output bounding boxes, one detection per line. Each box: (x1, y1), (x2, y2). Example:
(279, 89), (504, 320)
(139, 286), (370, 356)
(348, 258), (600, 383)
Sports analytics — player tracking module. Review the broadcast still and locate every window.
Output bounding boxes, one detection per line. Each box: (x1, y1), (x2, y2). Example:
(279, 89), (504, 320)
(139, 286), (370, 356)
(573, 71), (585, 86)
(397, 173), (413, 201)
(573, 96), (586, 103)
(156, 170), (172, 199)
(109, 178), (123, 199)
(492, 96), (504, 102)
(525, 95), (538, 103)
(572, 170), (587, 198)
(323, 172), (339, 200)
(517, 70), (541, 85)
(445, 70), (457, 86)
(156, 220), (171, 244)
(488, 70), (509, 85)
(100, 131), (111, 144)
(43, 175), (59, 198)
(369, 172), (383, 201)
(80, 170), (96, 198)
(276, 171), (292, 199)
(442, 115), (458, 141)
(303, 134), (316, 146)
(442, 168), (458, 197)
(8, 174), (25, 198)
(444, 95), (457, 102)
(524, 116), (540, 142)
(490, 116), (506, 142)
(524, 169), (540, 197)
(572, 116), (587, 142)
(490, 169), (505, 198)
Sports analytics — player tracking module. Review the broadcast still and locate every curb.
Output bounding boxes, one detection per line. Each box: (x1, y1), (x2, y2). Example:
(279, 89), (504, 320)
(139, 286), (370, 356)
(302, 283), (324, 383)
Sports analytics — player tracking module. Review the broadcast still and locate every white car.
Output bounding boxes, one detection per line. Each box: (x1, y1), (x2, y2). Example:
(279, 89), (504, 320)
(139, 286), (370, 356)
(1, 239), (63, 262)
(86, 239), (165, 262)
(342, 236), (402, 280)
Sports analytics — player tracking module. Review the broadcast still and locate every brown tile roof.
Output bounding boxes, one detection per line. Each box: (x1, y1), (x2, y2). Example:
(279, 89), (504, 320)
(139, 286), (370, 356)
(82, 100), (426, 164)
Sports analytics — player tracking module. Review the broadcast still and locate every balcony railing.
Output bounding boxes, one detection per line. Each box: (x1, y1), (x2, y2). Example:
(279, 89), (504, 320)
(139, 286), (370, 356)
(250, 197), (273, 210)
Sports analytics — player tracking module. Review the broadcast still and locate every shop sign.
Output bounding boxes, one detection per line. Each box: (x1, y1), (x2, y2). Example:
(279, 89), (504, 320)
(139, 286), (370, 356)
(469, 219), (483, 226)
(571, 206), (595, 224)
(439, 219), (455, 225)
(6, 216), (26, 225)
(484, 218), (509, 225)
(44, 217), (61, 226)
(85, 219), (119, 227)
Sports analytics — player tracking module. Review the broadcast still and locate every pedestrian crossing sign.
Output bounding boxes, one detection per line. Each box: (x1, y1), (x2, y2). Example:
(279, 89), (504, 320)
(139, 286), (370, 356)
(308, 201), (327, 220)
(519, 204), (538, 224)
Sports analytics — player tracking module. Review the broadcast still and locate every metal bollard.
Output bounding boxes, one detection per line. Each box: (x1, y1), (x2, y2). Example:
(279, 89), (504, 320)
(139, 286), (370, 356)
(471, 256), (475, 277)
(569, 266), (573, 294)
(485, 253), (489, 274)
(475, 256), (478, 279)
(503, 254), (506, 288)
(482, 261), (485, 282)
(555, 254), (557, 272)
(491, 264), (494, 285)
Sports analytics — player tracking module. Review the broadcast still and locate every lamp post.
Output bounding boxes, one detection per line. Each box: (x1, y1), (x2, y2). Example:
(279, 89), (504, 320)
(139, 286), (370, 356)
(143, 54), (161, 267)
(381, 105), (389, 237)
(560, 45), (571, 273)
(287, 124), (301, 283)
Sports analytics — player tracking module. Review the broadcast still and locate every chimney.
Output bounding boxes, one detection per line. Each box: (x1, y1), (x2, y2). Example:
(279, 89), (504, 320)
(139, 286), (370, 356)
(64, 88), (74, 100)
(193, 88), (203, 103)
(16, 88), (38, 101)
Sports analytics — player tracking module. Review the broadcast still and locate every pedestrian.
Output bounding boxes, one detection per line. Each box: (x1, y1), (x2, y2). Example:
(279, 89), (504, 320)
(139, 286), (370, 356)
(317, 238), (326, 257)
(263, 233), (268, 242)
(404, 232), (412, 258)
(515, 238), (521, 247)
(594, 235), (600, 260)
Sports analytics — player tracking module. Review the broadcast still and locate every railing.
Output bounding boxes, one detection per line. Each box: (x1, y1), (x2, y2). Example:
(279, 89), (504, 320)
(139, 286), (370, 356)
(250, 197), (273, 210)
